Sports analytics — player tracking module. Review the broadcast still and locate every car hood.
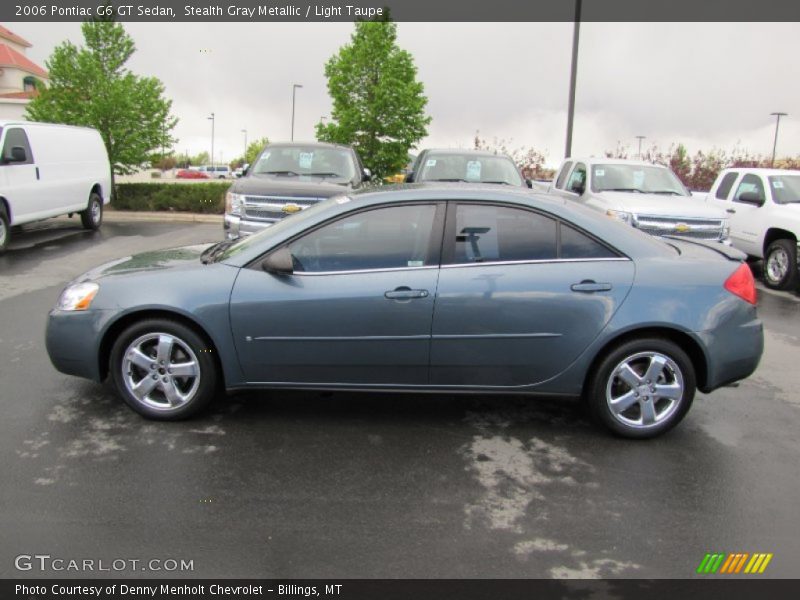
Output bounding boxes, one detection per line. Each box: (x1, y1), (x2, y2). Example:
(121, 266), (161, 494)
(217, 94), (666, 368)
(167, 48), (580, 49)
(232, 175), (352, 198)
(597, 191), (727, 219)
(77, 244), (212, 281)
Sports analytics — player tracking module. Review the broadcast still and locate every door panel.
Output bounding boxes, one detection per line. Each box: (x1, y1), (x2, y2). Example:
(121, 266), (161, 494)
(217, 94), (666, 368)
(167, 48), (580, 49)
(430, 260), (634, 386)
(0, 128), (39, 223)
(230, 268), (440, 384)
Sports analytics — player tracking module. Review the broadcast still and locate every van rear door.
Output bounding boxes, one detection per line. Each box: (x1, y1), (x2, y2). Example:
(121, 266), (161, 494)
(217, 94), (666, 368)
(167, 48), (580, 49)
(0, 127), (39, 224)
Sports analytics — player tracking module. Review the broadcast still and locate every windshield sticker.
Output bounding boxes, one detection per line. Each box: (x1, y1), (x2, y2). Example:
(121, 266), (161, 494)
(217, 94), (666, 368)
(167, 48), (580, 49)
(426, 159), (437, 167)
(466, 160), (482, 181)
(595, 169), (605, 177)
(298, 152), (314, 169)
(633, 170), (645, 187)
(408, 260), (424, 267)
(772, 180), (785, 189)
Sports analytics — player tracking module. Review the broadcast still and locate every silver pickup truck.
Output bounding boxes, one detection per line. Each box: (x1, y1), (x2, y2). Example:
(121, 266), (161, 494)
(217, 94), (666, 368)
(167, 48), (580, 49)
(549, 158), (729, 242)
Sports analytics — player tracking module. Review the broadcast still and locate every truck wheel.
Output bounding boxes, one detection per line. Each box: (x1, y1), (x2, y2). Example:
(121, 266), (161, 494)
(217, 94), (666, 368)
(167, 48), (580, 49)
(80, 192), (103, 230)
(0, 207), (9, 253)
(763, 239), (799, 291)
(585, 338), (695, 439)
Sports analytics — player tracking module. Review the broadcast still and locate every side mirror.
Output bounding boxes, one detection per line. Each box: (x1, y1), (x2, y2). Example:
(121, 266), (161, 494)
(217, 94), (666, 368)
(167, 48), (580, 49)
(525, 178), (533, 189)
(404, 173), (414, 183)
(5, 146), (27, 163)
(737, 191), (765, 206)
(362, 167), (372, 181)
(569, 181), (585, 195)
(261, 246), (294, 275)
(242, 164), (250, 177)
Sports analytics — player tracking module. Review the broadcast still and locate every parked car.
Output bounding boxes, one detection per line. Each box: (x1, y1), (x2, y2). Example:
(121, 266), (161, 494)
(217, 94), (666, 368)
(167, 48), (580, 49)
(199, 165), (232, 179)
(0, 120), (111, 252)
(549, 158), (729, 242)
(406, 149), (532, 188)
(46, 185), (763, 438)
(702, 168), (800, 290)
(176, 169), (210, 179)
(223, 141), (371, 239)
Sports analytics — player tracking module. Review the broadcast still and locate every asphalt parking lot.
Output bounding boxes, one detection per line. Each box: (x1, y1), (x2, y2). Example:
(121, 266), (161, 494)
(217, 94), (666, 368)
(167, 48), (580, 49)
(1, 217), (799, 579)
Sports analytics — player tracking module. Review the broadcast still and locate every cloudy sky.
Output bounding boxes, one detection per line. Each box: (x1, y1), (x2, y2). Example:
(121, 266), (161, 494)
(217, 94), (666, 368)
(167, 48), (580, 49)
(12, 21), (800, 167)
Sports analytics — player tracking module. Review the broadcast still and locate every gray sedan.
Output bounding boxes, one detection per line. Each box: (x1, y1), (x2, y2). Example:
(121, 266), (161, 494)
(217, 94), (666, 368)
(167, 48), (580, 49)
(45, 185), (763, 438)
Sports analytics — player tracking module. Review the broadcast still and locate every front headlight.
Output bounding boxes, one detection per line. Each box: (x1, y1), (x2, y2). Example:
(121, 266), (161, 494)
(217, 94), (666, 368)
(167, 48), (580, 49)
(606, 209), (632, 224)
(225, 192), (244, 216)
(57, 282), (99, 311)
(721, 218), (731, 240)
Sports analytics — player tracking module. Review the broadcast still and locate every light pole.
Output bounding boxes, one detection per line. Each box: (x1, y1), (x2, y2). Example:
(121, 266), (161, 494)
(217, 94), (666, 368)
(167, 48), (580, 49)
(636, 135), (646, 159)
(207, 112), (215, 169)
(770, 112), (787, 167)
(241, 129), (247, 163)
(291, 84), (303, 141)
(564, 0), (582, 158)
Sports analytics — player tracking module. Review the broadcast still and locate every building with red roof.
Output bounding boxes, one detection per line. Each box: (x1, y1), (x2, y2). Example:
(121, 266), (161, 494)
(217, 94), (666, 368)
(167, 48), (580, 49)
(0, 24), (49, 119)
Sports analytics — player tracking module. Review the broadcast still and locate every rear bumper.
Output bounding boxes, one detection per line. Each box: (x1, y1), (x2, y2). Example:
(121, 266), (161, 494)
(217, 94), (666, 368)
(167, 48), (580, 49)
(697, 314), (764, 392)
(223, 214), (274, 240)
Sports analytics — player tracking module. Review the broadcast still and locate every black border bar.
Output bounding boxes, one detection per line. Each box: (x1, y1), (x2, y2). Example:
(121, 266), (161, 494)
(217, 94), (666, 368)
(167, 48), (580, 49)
(5, 579), (800, 600)
(3, 0), (800, 22)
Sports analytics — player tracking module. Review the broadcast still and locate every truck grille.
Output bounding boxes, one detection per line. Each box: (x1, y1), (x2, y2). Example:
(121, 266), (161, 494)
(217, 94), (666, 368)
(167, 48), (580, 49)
(242, 195), (323, 222)
(634, 214), (725, 241)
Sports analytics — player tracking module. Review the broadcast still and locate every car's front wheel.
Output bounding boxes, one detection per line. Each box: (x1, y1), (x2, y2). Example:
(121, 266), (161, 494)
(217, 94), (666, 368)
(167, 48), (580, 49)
(0, 206), (9, 253)
(586, 338), (695, 439)
(109, 319), (218, 419)
(763, 238), (798, 291)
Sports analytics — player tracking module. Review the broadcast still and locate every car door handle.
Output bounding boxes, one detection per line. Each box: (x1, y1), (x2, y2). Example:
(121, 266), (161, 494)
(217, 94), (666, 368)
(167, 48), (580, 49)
(726, 208), (736, 214)
(571, 280), (612, 293)
(385, 287), (429, 300)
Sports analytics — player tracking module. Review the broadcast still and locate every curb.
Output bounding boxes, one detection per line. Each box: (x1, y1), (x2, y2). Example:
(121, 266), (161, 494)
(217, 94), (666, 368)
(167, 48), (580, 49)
(103, 210), (223, 224)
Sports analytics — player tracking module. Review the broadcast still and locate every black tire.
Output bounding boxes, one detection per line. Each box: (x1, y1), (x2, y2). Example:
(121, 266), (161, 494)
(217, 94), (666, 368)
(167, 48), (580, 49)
(0, 206), (9, 253)
(585, 338), (696, 439)
(80, 192), (103, 230)
(763, 239), (799, 291)
(109, 319), (218, 420)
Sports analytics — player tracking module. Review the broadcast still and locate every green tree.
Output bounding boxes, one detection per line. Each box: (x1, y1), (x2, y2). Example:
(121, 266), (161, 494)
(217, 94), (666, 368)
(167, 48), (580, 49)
(25, 19), (177, 191)
(316, 19), (430, 179)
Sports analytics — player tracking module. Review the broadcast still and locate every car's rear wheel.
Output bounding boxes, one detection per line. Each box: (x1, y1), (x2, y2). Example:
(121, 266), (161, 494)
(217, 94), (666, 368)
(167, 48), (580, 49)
(0, 206), (9, 253)
(109, 319), (218, 420)
(80, 192), (103, 230)
(586, 338), (695, 439)
(763, 239), (798, 291)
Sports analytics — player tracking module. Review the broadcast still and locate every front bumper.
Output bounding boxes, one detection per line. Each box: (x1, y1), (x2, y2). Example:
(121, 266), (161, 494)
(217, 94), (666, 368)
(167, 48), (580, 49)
(45, 309), (107, 382)
(223, 214), (274, 240)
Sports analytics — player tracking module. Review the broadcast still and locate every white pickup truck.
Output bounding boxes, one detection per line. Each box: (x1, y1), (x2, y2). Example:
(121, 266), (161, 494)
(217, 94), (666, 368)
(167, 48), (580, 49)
(702, 168), (800, 290)
(549, 158), (729, 243)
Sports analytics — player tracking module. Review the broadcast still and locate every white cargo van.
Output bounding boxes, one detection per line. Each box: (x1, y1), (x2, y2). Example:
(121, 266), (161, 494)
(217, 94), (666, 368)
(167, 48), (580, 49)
(0, 120), (111, 252)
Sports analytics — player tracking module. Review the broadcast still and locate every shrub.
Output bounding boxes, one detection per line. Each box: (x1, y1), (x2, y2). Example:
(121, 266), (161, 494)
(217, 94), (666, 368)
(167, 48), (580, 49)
(113, 182), (231, 213)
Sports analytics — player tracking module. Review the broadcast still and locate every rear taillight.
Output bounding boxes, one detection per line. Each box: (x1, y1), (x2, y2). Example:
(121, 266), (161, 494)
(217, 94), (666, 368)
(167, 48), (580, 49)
(724, 263), (757, 305)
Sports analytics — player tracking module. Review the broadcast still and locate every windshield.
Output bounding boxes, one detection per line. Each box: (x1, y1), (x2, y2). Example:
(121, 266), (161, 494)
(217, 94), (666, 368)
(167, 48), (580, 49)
(212, 196), (346, 263)
(591, 164), (689, 196)
(418, 154), (523, 186)
(251, 145), (357, 181)
(768, 175), (800, 204)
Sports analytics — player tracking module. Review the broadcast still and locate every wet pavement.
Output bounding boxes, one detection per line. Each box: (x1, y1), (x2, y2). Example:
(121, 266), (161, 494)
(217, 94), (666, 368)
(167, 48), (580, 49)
(1, 217), (798, 579)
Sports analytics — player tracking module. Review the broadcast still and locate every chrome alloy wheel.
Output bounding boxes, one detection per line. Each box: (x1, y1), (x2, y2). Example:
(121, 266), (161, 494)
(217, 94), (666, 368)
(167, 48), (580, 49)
(122, 333), (200, 410)
(766, 247), (790, 283)
(605, 351), (684, 429)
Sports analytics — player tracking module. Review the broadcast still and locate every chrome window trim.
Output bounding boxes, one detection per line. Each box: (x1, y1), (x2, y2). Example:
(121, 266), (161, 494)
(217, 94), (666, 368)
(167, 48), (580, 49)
(290, 257), (630, 276)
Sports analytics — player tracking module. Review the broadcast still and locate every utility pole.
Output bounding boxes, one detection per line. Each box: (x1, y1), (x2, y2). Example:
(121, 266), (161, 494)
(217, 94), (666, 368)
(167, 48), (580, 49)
(208, 112), (215, 168)
(564, 0), (582, 158)
(770, 112), (787, 167)
(636, 135), (646, 159)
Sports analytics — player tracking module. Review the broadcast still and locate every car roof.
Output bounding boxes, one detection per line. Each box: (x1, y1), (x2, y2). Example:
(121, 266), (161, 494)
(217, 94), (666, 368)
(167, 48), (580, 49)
(420, 148), (513, 158)
(567, 157), (664, 167)
(266, 141), (353, 151)
(721, 167), (800, 176)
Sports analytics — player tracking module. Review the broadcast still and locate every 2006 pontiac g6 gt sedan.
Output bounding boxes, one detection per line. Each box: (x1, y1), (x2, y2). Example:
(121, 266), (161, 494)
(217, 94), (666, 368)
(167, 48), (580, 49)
(46, 185), (764, 438)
